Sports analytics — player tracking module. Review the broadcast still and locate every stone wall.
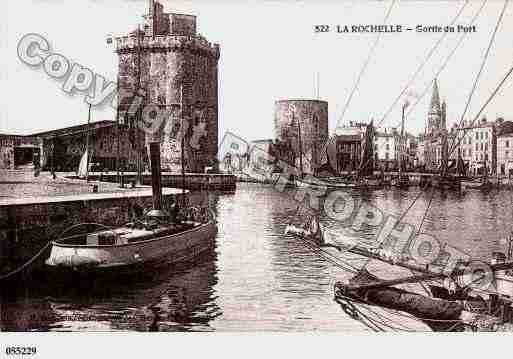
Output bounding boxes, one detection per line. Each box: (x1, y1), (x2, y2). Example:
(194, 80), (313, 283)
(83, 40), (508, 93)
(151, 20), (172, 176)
(0, 190), (195, 272)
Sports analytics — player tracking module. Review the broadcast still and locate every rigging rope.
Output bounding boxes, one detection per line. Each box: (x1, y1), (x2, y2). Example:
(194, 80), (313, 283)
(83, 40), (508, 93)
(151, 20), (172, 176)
(377, 0), (471, 128)
(446, 57), (513, 163)
(403, 0), (488, 121)
(447, 0), (509, 159)
(337, 0), (396, 128)
(353, 0), (487, 178)
(0, 241), (52, 281)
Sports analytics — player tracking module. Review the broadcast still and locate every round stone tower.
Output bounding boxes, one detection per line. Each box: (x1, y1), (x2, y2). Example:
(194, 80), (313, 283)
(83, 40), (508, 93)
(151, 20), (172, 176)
(116, 1), (220, 172)
(274, 99), (329, 175)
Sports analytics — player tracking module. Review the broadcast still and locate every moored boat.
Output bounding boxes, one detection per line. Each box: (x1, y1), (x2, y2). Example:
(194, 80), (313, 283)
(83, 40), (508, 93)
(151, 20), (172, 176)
(461, 178), (493, 190)
(45, 141), (218, 278)
(45, 212), (217, 276)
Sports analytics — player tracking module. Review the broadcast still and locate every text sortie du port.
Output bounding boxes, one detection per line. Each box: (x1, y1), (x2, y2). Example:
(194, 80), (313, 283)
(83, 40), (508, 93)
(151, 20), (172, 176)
(314, 24), (477, 33)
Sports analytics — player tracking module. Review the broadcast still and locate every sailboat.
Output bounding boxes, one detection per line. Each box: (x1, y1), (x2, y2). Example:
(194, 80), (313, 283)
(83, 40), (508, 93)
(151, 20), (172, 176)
(355, 120), (383, 188)
(78, 104), (93, 180)
(77, 149), (93, 179)
(430, 131), (461, 191)
(462, 158), (493, 190)
(333, 233), (513, 331)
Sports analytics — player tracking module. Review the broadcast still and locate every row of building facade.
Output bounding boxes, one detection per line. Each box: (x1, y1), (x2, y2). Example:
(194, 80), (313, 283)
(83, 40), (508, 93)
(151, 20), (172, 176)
(220, 79), (512, 178)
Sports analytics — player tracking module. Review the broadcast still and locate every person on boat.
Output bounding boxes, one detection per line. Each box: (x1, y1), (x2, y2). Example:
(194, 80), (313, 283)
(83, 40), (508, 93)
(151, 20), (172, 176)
(306, 215), (341, 251)
(169, 199), (179, 223)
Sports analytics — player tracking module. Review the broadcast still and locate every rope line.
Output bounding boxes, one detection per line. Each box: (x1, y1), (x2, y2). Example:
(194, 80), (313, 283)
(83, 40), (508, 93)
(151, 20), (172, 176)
(353, 0), (487, 179)
(447, 0), (509, 160)
(337, 0), (396, 128)
(377, 0), (471, 128)
(403, 0), (488, 121)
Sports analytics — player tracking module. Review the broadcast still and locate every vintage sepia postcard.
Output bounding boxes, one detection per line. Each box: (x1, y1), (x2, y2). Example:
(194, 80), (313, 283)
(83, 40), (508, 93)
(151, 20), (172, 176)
(1, 0), (513, 357)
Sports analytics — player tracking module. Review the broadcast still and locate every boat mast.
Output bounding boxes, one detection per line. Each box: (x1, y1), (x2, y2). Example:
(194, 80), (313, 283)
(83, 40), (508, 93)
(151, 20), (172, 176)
(116, 75), (120, 186)
(400, 103), (406, 178)
(86, 103), (92, 182)
(135, 24), (143, 186)
(149, 141), (163, 210)
(180, 84), (186, 206)
(295, 111), (304, 178)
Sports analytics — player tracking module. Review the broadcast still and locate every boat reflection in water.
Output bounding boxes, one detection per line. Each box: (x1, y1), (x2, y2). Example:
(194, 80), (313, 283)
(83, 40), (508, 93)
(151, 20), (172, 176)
(0, 245), (221, 332)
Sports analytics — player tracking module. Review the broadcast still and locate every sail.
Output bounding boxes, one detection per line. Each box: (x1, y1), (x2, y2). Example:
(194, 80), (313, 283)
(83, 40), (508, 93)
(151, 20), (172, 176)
(78, 149), (91, 179)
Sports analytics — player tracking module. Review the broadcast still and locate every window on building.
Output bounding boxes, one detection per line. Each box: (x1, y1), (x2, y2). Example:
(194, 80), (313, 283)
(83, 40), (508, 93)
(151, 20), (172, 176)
(485, 154), (488, 161)
(485, 132), (488, 139)
(385, 152), (389, 160)
(386, 144), (389, 150)
(469, 149), (472, 157)
(476, 132), (479, 140)
(506, 151), (509, 158)
(485, 143), (488, 151)
(475, 143), (478, 151)
(507, 140), (510, 148)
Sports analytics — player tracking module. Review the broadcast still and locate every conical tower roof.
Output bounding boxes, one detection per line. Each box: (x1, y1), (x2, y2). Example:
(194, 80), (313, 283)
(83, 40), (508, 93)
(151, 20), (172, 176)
(429, 79), (441, 116)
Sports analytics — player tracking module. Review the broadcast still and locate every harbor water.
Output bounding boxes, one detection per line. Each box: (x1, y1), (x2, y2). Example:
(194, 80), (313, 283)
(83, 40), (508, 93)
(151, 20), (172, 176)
(1, 182), (511, 331)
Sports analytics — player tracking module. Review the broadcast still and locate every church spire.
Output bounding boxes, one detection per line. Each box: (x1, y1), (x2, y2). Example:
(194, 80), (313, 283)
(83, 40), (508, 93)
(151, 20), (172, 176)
(429, 78), (441, 116)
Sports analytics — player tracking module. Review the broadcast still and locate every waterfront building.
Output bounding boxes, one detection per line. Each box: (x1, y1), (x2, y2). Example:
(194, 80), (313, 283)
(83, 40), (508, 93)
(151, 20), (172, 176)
(415, 134), (426, 168)
(0, 134), (42, 170)
(405, 133), (417, 169)
(494, 120), (513, 176)
(115, 0), (220, 173)
(332, 122), (366, 174)
(35, 121), (146, 172)
(374, 128), (398, 170)
(453, 118), (497, 175)
(0, 121), (146, 172)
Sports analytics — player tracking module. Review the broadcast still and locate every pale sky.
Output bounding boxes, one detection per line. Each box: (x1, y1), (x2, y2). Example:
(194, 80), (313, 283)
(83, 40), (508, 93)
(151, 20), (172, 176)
(2, 0), (513, 142)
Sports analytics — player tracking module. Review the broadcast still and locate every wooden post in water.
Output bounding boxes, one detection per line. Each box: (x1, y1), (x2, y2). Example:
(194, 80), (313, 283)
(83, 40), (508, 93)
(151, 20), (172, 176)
(149, 141), (162, 210)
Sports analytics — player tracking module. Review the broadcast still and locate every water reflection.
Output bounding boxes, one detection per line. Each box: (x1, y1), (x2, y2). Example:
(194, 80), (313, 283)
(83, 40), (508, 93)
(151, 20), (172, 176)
(2, 183), (513, 331)
(1, 250), (221, 332)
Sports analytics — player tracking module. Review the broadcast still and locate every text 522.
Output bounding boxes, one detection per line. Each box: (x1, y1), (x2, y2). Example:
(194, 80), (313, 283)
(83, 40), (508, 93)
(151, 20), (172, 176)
(314, 25), (330, 33)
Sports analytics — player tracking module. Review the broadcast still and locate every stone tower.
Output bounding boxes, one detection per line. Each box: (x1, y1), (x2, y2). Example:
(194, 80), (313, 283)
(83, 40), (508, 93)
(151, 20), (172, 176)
(274, 99), (329, 175)
(116, 1), (220, 172)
